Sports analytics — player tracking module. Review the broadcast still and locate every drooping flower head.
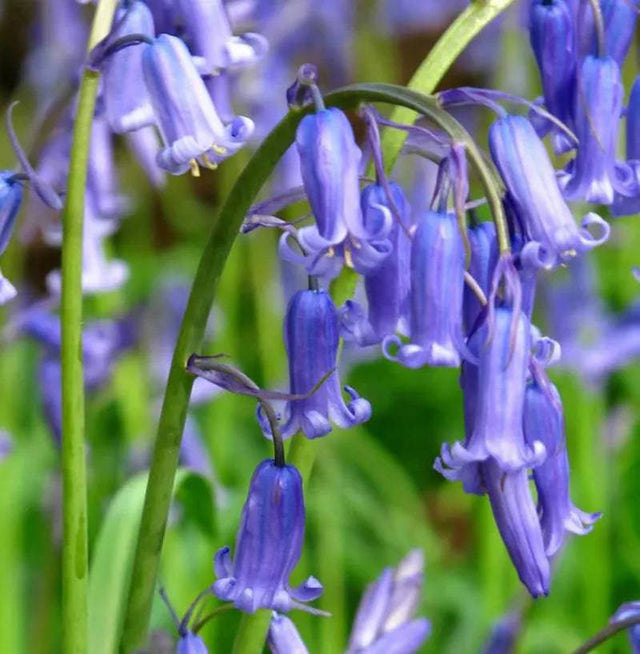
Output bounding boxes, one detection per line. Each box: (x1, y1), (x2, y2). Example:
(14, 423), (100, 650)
(341, 182), (411, 346)
(489, 114), (609, 265)
(563, 55), (623, 205)
(464, 221), (498, 332)
(295, 107), (362, 245)
(612, 602), (640, 653)
(176, 632), (208, 654)
(213, 459), (323, 613)
(271, 287), (371, 439)
(102, 0), (156, 133)
(346, 549), (430, 654)
(529, 0), (576, 150)
(0, 171), (24, 303)
(481, 610), (521, 654)
(142, 34), (254, 174)
(383, 208), (465, 369)
(524, 366), (600, 556)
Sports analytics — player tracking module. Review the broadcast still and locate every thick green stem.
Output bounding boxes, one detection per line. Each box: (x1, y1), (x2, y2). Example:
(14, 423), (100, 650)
(61, 3), (118, 653)
(120, 83), (507, 652)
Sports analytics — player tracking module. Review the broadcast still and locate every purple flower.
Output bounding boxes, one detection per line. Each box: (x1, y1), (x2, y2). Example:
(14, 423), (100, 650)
(213, 459), (323, 613)
(523, 369), (600, 556)
(125, 125), (166, 188)
(464, 221), (498, 332)
(0, 172), (24, 303)
(383, 210), (465, 368)
(562, 55), (623, 205)
(295, 108), (362, 245)
(267, 613), (309, 654)
(437, 307), (545, 472)
(271, 288), (371, 440)
(482, 611), (521, 654)
(142, 34), (254, 174)
(581, 0), (639, 67)
(489, 114), (609, 265)
(176, 632), (208, 654)
(529, 0), (576, 150)
(482, 459), (551, 597)
(340, 182), (411, 346)
(347, 550), (430, 654)
(175, 0), (267, 74)
(612, 602), (640, 653)
(102, 0), (156, 133)
(0, 431), (12, 461)
(613, 76), (640, 216)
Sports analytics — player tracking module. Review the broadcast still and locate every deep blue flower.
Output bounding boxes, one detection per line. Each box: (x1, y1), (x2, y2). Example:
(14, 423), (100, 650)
(489, 114), (610, 265)
(142, 34), (254, 174)
(213, 459), (323, 613)
(529, 0), (576, 151)
(268, 288), (371, 439)
(383, 210), (465, 368)
(613, 76), (640, 216)
(562, 55), (623, 205)
(102, 0), (156, 133)
(295, 108), (363, 246)
(524, 369), (600, 556)
(340, 182), (411, 346)
(175, 0), (267, 74)
(581, 0), (639, 66)
(346, 550), (430, 654)
(267, 613), (309, 654)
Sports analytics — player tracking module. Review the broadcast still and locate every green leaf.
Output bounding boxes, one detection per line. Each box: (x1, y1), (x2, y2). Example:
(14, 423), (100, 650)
(88, 469), (214, 654)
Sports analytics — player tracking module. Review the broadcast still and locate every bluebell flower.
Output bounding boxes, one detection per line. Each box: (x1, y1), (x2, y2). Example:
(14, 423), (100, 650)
(612, 602), (640, 653)
(580, 0), (639, 66)
(482, 459), (551, 597)
(481, 611), (521, 654)
(267, 288), (371, 439)
(383, 210), (465, 369)
(175, 0), (268, 74)
(176, 632), (208, 654)
(489, 114), (610, 265)
(0, 431), (12, 461)
(142, 34), (254, 174)
(0, 172), (24, 304)
(347, 549), (430, 654)
(437, 306), (545, 472)
(524, 369), (600, 556)
(562, 55), (623, 205)
(267, 613), (309, 654)
(102, 0), (156, 133)
(529, 0), (576, 151)
(340, 182), (411, 346)
(295, 108), (363, 246)
(613, 76), (640, 216)
(213, 459), (323, 613)
(464, 221), (498, 332)
(125, 125), (166, 188)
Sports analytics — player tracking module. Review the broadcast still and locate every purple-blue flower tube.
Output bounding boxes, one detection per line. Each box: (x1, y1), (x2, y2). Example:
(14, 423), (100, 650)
(563, 55), (623, 205)
(271, 288), (371, 439)
(481, 459), (550, 597)
(464, 221), (498, 332)
(347, 549), (430, 654)
(438, 307), (545, 472)
(102, 0), (156, 133)
(213, 459), (323, 613)
(612, 602), (640, 653)
(267, 613), (309, 654)
(341, 182), (411, 346)
(142, 34), (254, 174)
(0, 171), (24, 303)
(296, 108), (362, 245)
(177, 632), (208, 654)
(489, 114), (610, 265)
(175, 0), (267, 74)
(383, 210), (464, 368)
(529, 0), (576, 147)
(524, 371), (600, 556)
